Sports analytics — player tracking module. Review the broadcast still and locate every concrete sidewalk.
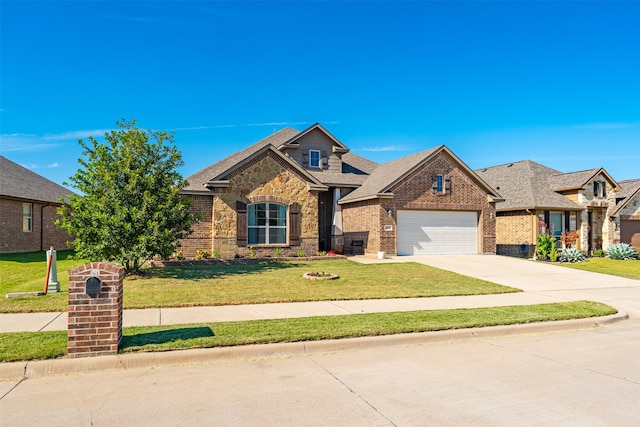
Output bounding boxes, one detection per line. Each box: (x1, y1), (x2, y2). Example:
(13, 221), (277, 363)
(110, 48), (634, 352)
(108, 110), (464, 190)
(1, 292), (581, 333)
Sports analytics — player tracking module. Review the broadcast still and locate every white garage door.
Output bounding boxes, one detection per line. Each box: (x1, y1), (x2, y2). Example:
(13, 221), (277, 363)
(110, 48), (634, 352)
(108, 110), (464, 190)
(397, 210), (478, 255)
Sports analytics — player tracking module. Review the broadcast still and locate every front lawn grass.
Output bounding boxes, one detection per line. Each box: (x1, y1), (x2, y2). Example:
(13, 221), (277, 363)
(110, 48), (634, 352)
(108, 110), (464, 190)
(0, 251), (85, 313)
(557, 257), (640, 280)
(1, 258), (520, 313)
(0, 301), (617, 362)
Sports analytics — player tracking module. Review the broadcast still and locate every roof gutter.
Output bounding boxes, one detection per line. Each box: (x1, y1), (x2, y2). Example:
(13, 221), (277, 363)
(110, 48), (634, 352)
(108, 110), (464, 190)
(338, 193), (393, 205)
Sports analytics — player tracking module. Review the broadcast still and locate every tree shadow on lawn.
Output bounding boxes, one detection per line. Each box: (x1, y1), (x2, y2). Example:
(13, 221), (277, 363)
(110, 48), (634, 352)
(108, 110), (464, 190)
(120, 326), (215, 350)
(0, 250), (77, 263)
(142, 261), (303, 281)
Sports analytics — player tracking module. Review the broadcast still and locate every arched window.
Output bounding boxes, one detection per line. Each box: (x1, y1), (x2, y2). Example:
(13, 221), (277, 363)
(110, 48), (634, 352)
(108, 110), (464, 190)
(248, 203), (287, 245)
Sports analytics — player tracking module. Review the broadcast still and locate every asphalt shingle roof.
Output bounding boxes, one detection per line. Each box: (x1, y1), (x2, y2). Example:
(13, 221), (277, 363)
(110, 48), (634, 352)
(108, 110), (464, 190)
(339, 147), (441, 203)
(476, 160), (583, 211)
(613, 178), (640, 216)
(0, 156), (76, 204)
(183, 127), (300, 192)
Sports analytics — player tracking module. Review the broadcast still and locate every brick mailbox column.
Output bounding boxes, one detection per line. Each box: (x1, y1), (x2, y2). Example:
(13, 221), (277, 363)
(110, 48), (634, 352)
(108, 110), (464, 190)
(68, 262), (124, 358)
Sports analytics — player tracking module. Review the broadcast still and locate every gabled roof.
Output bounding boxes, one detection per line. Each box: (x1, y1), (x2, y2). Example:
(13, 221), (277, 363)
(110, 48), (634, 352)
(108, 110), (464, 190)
(549, 167), (620, 192)
(279, 123), (349, 153)
(612, 178), (640, 217)
(183, 127), (328, 193)
(307, 152), (378, 188)
(0, 156), (76, 204)
(476, 160), (583, 211)
(339, 145), (500, 204)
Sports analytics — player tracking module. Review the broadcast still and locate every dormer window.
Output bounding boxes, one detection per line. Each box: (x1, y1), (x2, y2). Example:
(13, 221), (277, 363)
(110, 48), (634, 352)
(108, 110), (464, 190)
(309, 150), (321, 168)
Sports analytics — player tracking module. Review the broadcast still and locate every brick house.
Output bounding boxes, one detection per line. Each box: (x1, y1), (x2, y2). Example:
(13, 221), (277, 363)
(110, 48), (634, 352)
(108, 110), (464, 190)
(612, 179), (640, 251)
(475, 160), (623, 257)
(180, 124), (500, 258)
(0, 156), (75, 253)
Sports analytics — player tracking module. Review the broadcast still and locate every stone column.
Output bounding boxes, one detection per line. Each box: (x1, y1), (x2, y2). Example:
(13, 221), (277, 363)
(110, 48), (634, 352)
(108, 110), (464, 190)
(68, 262), (124, 358)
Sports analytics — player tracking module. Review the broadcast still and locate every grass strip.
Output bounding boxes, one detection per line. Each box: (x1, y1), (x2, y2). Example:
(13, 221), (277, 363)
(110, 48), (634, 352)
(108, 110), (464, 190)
(555, 258), (640, 280)
(0, 301), (616, 362)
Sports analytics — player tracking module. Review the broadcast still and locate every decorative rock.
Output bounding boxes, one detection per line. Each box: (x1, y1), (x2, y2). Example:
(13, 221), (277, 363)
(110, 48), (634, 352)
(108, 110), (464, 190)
(303, 272), (340, 280)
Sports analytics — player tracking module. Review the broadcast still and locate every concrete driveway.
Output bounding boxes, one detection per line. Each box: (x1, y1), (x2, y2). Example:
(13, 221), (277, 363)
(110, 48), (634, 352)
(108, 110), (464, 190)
(365, 254), (640, 318)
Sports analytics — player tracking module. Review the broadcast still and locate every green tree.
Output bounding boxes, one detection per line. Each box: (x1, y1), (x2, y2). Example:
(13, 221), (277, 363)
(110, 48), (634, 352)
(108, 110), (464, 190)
(57, 119), (198, 273)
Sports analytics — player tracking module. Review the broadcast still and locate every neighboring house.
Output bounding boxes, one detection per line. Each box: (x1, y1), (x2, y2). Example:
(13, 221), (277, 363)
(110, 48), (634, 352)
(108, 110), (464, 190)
(181, 123), (500, 258)
(612, 179), (640, 251)
(0, 156), (75, 253)
(476, 160), (621, 257)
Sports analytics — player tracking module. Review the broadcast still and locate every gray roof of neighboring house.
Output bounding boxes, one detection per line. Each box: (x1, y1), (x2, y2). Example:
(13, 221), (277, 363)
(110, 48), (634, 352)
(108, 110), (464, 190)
(476, 160), (583, 211)
(549, 167), (619, 192)
(0, 156), (76, 204)
(613, 178), (640, 216)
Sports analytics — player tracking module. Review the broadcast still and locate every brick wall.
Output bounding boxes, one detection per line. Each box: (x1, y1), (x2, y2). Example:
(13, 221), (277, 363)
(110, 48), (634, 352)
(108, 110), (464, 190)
(68, 262), (124, 358)
(0, 198), (73, 253)
(341, 200), (382, 254)
(177, 195), (213, 258)
(495, 210), (535, 257)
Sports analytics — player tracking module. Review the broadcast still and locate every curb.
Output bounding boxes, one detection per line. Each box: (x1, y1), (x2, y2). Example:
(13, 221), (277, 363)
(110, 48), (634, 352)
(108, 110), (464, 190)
(0, 312), (628, 380)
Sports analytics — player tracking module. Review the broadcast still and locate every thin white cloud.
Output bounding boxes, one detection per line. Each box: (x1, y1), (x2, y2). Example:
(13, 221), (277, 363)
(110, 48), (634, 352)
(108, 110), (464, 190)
(1, 129), (109, 152)
(47, 162), (60, 168)
(43, 129), (111, 141)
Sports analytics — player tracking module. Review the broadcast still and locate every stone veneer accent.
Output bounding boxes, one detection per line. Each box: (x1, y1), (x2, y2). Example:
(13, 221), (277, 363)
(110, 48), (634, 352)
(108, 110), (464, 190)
(68, 262), (124, 358)
(181, 151), (320, 258)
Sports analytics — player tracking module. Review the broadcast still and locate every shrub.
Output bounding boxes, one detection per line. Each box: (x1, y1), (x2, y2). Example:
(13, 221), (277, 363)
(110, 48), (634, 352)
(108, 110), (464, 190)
(273, 247), (281, 257)
(248, 246), (256, 258)
(297, 248), (306, 257)
(212, 251), (221, 259)
(605, 243), (639, 260)
(549, 244), (558, 262)
(195, 250), (210, 260)
(560, 230), (579, 248)
(536, 233), (557, 260)
(317, 251), (327, 256)
(593, 249), (604, 258)
(560, 248), (586, 263)
(175, 251), (185, 260)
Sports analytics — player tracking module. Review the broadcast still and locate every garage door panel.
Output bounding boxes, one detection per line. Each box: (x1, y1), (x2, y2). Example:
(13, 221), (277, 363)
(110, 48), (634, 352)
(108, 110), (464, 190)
(397, 210), (478, 255)
(621, 220), (640, 252)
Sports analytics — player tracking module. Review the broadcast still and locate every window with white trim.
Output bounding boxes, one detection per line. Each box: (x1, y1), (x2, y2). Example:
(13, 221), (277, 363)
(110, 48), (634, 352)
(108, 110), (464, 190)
(309, 150), (321, 168)
(248, 203), (287, 245)
(23, 203), (33, 232)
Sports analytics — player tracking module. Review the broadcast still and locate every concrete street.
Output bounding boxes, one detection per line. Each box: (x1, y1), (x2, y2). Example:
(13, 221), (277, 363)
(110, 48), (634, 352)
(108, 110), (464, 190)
(1, 320), (638, 426)
(1, 255), (639, 426)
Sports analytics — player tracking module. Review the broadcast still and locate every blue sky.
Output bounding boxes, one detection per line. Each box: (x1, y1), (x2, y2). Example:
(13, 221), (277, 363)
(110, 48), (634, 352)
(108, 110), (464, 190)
(1, 0), (639, 187)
